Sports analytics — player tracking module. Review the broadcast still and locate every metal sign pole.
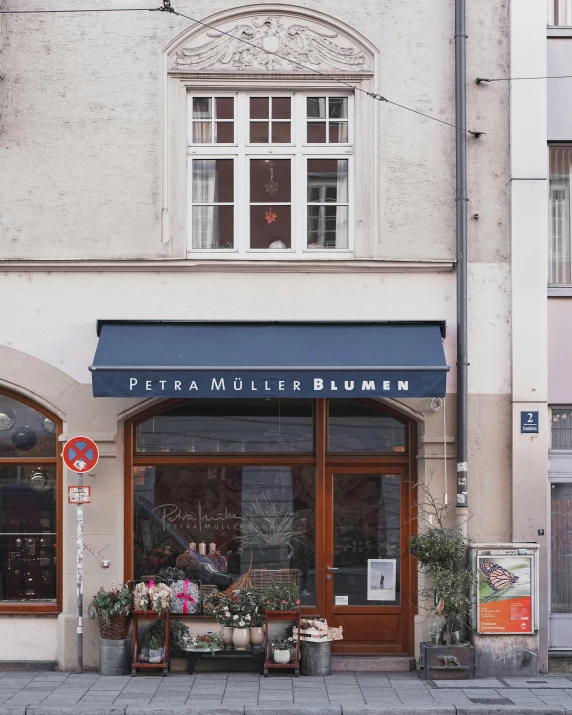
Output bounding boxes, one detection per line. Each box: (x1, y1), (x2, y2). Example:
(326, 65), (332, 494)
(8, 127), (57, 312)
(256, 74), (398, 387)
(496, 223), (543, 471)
(76, 471), (83, 674)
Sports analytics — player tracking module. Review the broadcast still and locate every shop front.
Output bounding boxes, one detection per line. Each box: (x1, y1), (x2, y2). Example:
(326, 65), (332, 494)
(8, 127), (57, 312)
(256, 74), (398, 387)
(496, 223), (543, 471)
(91, 320), (449, 657)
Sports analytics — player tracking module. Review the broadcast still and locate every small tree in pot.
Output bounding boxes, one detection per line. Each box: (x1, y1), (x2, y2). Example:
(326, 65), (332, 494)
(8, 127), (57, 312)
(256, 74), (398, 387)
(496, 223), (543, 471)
(408, 481), (476, 679)
(89, 585), (134, 675)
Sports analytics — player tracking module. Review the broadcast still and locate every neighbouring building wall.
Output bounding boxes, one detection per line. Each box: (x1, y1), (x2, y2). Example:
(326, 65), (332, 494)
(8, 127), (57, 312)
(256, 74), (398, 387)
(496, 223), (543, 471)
(548, 299), (572, 403)
(510, 0), (550, 673)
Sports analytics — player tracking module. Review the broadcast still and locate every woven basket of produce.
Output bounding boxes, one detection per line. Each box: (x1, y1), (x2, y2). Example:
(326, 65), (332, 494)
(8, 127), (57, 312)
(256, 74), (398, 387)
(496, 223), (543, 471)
(97, 612), (131, 640)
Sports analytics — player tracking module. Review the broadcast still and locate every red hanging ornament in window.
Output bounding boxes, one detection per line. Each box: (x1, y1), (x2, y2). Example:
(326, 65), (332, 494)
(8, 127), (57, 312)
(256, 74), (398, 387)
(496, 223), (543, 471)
(265, 207), (277, 224)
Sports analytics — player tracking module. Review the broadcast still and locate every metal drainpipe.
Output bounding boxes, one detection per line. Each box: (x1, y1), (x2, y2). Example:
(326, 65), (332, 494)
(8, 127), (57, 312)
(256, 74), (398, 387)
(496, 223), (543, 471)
(455, 0), (468, 536)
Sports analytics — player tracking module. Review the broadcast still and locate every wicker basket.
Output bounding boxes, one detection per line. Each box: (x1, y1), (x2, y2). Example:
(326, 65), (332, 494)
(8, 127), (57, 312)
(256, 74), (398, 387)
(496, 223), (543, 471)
(251, 568), (299, 596)
(97, 611), (131, 640)
(200, 584), (218, 602)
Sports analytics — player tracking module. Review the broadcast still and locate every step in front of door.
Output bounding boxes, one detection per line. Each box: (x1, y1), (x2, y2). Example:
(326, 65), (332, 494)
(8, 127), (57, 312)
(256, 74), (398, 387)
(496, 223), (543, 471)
(331, 655), (415, 672)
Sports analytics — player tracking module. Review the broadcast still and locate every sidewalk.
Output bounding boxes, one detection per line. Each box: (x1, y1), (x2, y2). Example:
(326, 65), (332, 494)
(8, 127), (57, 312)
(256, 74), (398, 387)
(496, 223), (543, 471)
(0, 671), (572, 714)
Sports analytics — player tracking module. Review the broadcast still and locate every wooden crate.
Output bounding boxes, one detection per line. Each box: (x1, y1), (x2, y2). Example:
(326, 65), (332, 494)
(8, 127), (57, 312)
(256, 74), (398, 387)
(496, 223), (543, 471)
(251, 569), (299, 596)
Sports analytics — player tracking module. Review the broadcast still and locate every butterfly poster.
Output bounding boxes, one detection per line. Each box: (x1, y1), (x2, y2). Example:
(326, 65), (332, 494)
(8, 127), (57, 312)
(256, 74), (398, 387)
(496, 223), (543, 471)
(477, 555), (533, 634)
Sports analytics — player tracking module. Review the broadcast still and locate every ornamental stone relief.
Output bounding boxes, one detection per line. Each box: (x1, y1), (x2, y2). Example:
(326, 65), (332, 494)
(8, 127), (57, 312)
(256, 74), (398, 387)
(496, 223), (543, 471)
(173, 15), (368, 72)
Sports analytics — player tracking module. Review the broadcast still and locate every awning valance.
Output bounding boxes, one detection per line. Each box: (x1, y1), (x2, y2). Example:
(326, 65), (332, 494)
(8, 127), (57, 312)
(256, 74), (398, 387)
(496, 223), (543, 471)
(90, 321), (449, 398)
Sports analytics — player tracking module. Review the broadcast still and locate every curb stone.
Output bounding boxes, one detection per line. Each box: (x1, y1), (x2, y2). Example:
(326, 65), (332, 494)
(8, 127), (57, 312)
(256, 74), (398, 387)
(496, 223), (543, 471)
(0, 708), (26, 715)
(128, 710), (244, 715)
(456, 708), (566, 714)
(245, 708), (342, 715)
(27, 709), (126, 715)
(342, 709), (456, 715)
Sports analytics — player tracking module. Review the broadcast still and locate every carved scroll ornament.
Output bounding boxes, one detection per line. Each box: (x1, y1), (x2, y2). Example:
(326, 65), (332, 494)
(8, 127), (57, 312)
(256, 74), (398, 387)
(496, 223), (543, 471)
(174, 16), (367, 72)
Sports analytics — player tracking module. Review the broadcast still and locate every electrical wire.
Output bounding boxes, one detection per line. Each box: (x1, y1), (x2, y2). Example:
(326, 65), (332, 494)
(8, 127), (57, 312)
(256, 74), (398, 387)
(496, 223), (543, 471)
(170, 7), (483, 137)
(1, 1), (483, 136)
(477, 75), (572, 83)
(0, 7), (160, 13)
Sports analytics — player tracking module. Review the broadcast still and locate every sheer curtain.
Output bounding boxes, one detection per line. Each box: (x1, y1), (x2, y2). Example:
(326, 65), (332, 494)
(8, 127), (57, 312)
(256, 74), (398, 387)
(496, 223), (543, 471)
(192, 159), (219, 249)
(549, 148), (572, 285)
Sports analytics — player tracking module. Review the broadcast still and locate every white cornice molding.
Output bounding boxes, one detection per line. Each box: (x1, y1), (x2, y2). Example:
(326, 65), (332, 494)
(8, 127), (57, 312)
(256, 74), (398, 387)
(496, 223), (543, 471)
(0, 260), (455, 274)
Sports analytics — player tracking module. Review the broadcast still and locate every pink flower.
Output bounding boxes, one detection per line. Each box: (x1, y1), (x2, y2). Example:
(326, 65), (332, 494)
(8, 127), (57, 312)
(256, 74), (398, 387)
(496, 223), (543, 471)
(266, 600), (270, 604)
(295, 599), (300, 605)
(281, 600), (287, 604)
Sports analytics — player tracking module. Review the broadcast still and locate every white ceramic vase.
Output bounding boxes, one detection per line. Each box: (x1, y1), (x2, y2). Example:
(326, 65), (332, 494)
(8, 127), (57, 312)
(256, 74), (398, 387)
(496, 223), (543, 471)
(222, 626), (233, 647)
(273, 648), (291, 664)
(249, 626), (265, 649)
(232, 627), (250, 651)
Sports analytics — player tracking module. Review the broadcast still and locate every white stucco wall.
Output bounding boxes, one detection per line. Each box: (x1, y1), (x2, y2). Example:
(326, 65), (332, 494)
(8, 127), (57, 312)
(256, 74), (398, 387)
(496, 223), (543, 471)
(0, 617), (58, 661)
(0, 0), (510, 668)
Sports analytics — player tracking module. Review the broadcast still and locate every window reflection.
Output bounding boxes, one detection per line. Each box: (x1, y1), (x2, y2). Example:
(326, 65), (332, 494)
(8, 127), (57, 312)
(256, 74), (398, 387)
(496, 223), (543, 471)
(329, 400), (406, 452)
(134, 465), (316, 605)
(136, 399), (314, 453)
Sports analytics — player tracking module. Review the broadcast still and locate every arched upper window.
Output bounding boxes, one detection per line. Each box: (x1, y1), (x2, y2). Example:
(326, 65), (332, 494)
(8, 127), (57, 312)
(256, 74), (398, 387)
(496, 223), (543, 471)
(162, 7), (378, 261)
(0, 390), (61, 612)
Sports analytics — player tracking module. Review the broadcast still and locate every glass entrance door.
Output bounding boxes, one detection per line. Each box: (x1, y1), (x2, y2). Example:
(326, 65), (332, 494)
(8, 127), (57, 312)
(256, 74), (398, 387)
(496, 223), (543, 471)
(322, 467), (412, 653)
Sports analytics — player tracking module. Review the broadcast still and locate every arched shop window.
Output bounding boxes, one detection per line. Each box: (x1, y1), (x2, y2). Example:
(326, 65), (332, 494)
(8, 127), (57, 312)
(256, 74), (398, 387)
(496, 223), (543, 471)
(0, 390), (61, 611)
(130, 398), (408, 609)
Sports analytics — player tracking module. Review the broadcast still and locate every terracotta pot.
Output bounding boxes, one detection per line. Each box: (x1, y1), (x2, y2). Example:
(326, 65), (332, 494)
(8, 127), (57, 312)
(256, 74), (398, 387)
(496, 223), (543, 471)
(249, 626), (265, 649)
(232, 627), (250, 651)
(222, 626), (234, 646)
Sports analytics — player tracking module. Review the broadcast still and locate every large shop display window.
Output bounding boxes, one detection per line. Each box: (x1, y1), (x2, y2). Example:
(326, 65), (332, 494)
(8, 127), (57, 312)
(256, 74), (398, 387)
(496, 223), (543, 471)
(129, 398), (411, 633)
(0, 391), (61, 611)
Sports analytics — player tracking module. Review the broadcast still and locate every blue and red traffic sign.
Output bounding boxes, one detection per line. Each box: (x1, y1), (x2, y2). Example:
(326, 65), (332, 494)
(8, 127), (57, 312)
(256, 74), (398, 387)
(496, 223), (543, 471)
(63, 436), (99, 473)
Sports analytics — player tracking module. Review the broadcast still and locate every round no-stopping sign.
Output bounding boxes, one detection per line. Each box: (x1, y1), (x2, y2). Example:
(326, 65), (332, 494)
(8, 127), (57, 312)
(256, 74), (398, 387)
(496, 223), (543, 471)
(63, 436), (99, 473)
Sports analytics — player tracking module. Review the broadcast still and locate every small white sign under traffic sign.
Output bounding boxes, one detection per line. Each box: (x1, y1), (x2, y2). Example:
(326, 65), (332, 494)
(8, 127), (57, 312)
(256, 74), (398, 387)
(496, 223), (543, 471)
(68, 486), (91, 504)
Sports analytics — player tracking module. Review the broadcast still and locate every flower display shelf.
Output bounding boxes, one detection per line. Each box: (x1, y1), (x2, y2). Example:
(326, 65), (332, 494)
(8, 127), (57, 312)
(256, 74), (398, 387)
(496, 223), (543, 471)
(263, 610), (301, 677)
(184, 647), (265, 675)
(131, 609), (170, 676)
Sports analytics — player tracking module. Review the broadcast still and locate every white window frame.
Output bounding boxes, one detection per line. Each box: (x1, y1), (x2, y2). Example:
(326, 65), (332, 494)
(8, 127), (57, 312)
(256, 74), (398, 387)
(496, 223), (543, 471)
(186, 90), (355, 259)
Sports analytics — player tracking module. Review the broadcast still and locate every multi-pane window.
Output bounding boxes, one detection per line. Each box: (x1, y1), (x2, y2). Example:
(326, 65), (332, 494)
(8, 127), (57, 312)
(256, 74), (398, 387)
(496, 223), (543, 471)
(0, 392), (60, 610)
(550, 146), (572, 285)
(549, 0), (572, 26)
(187, 91), (352, 257)
(552, 408), (572, 449)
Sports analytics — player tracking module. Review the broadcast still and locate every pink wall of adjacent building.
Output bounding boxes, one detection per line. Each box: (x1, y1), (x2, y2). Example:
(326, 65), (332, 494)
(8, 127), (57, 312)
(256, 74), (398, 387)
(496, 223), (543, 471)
(549, 298), (572, 403)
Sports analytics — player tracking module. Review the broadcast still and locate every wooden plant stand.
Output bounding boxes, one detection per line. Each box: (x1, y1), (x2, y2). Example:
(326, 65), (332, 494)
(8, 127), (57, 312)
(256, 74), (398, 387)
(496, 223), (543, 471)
(131, 608), (170, 676)
(263, 610), (301, 677)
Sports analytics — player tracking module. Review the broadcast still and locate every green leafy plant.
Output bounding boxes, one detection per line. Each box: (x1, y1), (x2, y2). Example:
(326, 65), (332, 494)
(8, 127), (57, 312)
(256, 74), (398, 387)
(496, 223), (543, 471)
(146, 619), (190, 658)
(143, 631), (164, 650)
(408, 482), (476, 646)
(272, 634), (296, 652)
(263, 581), (300, 610)
(88, 585), (133, 626)
(188, 632), (223, 657)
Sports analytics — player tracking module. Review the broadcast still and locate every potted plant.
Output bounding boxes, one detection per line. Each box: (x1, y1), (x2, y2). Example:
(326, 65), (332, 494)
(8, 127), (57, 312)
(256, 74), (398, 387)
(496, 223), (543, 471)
(249, 597), (266, 650)
(143, 618), (190, 672)
(408, 491), (476, 680)
(139, 631), (165, 664)
(228, 589), (257, 650)
(263, 581), (300, 611)
(272, 634), (295, 664)
(89, 584), (134, 675)
(186, 632), (224, 657)
(239, 493), (308, 568)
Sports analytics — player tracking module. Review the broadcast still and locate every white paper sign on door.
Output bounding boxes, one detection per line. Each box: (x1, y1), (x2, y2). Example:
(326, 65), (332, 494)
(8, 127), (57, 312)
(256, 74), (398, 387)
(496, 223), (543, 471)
(367, 559), (396, 601)
(335, 595), (349, 606)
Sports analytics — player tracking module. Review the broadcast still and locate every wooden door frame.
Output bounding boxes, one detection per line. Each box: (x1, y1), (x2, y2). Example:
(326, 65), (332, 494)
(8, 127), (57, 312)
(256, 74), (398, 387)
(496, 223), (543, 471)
(123, 397), (418, 655)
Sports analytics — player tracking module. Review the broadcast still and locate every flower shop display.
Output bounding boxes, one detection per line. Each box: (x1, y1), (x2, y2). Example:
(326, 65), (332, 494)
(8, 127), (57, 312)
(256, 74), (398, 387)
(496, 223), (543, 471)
(184, 632), (224, 657)
(171, 579), (200, 614)
(263, 607), (301, 676)
(144, 619), (190, 658)
(89, 584), (134, 639)
(139, 631), (165, 664)
(133, 580), (172, 615)
(263, 581), (301, 611)
(249, 599), (266, 649)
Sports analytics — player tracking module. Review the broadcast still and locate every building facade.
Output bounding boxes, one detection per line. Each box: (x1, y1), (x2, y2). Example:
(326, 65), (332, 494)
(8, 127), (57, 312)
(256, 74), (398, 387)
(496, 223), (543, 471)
(0, 0), (512, 670)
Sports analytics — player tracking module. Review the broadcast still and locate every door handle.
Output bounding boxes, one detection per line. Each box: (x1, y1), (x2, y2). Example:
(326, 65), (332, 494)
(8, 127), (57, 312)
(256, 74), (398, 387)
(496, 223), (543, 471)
(326, 566), (338, 571)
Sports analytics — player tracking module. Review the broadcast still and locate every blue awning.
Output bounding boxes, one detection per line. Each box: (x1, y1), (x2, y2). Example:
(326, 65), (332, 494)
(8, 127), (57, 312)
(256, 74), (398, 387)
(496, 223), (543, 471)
(90, 321), (449, 398)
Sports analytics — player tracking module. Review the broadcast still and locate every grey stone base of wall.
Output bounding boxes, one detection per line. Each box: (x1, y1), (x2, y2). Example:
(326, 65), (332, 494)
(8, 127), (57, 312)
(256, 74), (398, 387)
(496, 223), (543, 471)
(331, 656), (415, 672)
(0, 662), (56, 672)
(472, 633), (539, 677)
